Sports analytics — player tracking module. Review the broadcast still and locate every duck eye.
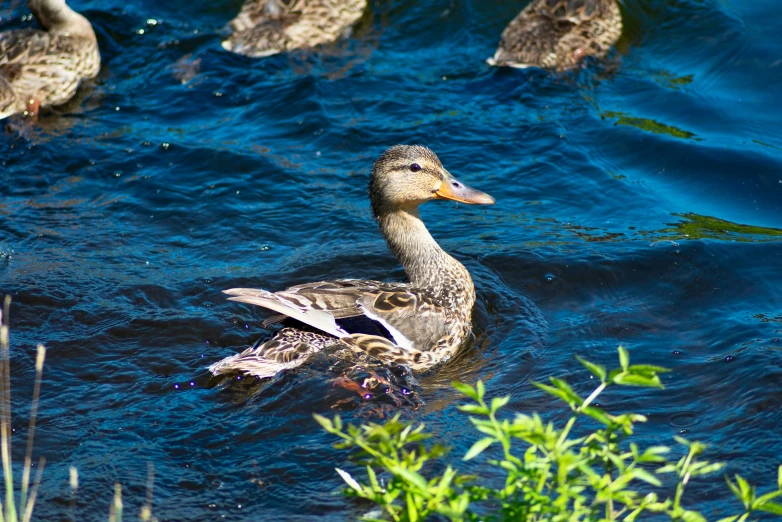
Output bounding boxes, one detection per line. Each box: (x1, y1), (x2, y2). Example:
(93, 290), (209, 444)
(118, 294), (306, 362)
(409, 163), (421, 172)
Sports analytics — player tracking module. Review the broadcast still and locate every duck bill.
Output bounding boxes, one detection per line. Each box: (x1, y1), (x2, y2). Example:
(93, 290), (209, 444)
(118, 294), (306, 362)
(434, 174), (495, 205)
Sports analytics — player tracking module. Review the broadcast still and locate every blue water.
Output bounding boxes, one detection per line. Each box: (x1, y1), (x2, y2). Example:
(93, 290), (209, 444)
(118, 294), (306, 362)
(1, 0), (781, 519)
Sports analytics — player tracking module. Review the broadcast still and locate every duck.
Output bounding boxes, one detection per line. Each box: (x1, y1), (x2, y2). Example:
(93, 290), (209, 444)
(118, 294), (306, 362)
(210, 145), (495, 380)
(221, 0), (367, 58)
(488, 0), (622, 72)
(0, 0), (100, 120)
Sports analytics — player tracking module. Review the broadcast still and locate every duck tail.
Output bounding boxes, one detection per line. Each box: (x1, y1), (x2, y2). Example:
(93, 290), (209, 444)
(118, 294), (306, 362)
(208, 328), (337, 379)
(208, 350), (301, 379)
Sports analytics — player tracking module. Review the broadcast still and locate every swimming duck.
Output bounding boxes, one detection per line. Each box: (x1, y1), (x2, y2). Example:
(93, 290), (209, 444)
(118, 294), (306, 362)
(0, 0), (100, 120)
(210, 145), (495, 379)
(488, 0), (622, 72)
(221, 0), (367, 58)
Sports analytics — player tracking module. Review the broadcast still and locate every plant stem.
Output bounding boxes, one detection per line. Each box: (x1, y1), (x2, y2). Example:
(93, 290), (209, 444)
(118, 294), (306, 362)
(579, 382), (607, 412)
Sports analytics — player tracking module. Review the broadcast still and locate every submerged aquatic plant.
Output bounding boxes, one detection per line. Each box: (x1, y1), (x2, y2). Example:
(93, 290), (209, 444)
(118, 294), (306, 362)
(317, 348), (782, 521)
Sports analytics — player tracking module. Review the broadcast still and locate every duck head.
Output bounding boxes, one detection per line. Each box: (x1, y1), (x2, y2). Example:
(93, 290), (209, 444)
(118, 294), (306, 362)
(368, 145), (495, 217)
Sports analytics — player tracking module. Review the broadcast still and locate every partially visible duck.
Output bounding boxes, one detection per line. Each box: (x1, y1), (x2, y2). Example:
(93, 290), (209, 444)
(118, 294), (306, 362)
(222, 0), (367, 58)
(0, 0), (100, 119)
(488, 0), (622, 72)
(210, 145), (495, 379)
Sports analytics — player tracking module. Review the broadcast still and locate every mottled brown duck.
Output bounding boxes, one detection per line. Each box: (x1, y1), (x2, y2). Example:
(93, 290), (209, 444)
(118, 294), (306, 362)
(221, 0), (367, 58)
(210, 145), (495, 379)
(488, 0), (622, 72)
(0, 0), (100, 119)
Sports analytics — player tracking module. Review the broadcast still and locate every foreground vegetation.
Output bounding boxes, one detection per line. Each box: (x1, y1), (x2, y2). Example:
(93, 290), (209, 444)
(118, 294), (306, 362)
(317, 348), (782, 521)
(0, 297), (155, 521)
(2, 292), (781, 520)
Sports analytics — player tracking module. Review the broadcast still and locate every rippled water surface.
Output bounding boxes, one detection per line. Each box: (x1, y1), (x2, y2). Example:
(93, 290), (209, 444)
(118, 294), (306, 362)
(1, 0), (781, 519)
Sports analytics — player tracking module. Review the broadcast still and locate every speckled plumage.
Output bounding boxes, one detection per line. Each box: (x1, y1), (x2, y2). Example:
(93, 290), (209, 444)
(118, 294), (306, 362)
(488, 0), (622, 72)
(0, 0), (100, 119)
(210, 145), (495, 379)
(221, 0), (367, 58)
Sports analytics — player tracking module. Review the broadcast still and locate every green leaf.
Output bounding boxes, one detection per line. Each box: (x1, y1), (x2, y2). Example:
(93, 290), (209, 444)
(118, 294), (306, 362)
(581, 405), (612, 425)
(452, 382), (479, 401)
(367, 466), (381, 492)
(755, 490), (782, 506)
(618, 346), (629, 370)
(490, 395), (510, 413)
(576, 356), (606, 382)
(613, 373), (662, 388)
(674, 435), (691, 447)
(550, 377), (583, 405)
(778, 465), (782, 490)
(313, 414), (333, 432)
(458, 404), (490, 415)
(736, 474), (754, 503)
(464, 437), (494, 461)
(631, 468), (662, 487)
(534, 382), (580, 407)
(693, 462), (725, 476)
(680, 510), (707, 522)
(757, 501), (782, 515)
(393, 467), (429, 492)
(726, 476), (742, 500)
(628, 364), (671, 374)
(715, 517), (739, 522)
(476, 380), (486, 400)
(336, 468), (362, 492)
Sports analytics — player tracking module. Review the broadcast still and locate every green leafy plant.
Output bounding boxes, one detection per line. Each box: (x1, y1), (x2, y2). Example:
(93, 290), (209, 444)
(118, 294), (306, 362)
(317, 347), (782, 521)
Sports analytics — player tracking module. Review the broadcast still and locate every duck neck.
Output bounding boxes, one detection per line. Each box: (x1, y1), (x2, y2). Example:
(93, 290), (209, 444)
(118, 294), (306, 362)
(28, 0), (94, 36)
(376, 207), (475, 310)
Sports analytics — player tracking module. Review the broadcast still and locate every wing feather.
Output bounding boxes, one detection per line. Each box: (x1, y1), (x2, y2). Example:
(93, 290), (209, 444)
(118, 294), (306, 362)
(224, 288), (348, 338)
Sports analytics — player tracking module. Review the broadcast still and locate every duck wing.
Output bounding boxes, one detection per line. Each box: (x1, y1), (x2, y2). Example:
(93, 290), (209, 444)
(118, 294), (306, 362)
(223, 279), (449, 351)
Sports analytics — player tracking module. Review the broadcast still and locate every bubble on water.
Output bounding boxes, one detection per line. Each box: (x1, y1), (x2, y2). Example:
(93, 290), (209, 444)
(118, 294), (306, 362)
(213, 91), (223, 97)
(672, 350), (682, 355)
(161, 142), (170, 150)
(363, 394), (372, 400)
(544, 273), (555, 282)
(725, 355), (735, 362)
(146, 18), (158, 26)
(174, 384), (179, 389)
(137, 29), (145, 35)
(401, 388), (410, 395)
(190, 381), (195, 387)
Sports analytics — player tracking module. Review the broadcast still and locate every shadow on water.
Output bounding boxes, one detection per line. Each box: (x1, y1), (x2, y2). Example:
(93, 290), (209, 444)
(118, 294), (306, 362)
(1, 0), (782, 519)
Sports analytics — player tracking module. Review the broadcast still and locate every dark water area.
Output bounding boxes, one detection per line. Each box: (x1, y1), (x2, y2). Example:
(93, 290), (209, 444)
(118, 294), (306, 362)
(1, 0), (781, 519)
